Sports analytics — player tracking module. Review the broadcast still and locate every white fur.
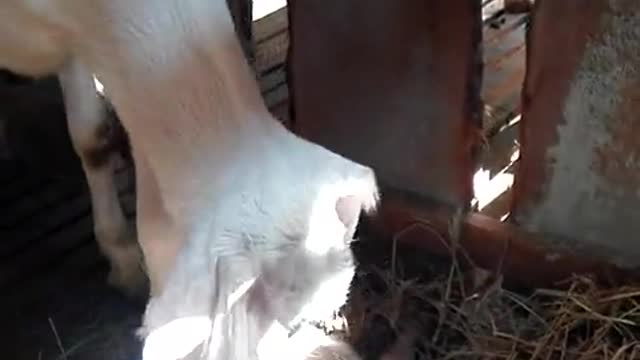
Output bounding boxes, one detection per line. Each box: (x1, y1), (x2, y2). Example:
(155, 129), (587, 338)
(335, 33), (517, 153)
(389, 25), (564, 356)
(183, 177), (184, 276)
(1, 0), (379, 359)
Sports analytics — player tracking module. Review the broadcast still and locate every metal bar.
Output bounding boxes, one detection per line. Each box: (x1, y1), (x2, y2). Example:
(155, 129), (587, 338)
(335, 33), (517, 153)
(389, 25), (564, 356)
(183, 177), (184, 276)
(370, 189), (640, 289)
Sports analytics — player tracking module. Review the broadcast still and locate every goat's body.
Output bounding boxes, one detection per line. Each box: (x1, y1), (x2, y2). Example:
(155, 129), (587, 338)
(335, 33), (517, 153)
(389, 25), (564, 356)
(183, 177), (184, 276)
(1, 0), (379, 359)
(0, 3), (69, 76)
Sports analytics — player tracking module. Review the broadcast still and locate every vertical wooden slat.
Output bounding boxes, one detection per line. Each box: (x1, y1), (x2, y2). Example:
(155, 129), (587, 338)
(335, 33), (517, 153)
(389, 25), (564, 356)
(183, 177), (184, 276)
(227, 0), (255, 63)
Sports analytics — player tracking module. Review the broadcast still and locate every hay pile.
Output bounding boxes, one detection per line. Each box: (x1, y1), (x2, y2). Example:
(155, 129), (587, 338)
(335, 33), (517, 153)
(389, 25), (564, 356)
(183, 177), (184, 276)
(342, 238), (640, 360)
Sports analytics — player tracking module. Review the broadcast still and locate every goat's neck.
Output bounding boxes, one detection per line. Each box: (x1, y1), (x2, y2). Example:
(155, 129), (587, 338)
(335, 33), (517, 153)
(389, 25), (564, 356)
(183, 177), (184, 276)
(60, 0), (294, 220)
(80, 0), (283, 176)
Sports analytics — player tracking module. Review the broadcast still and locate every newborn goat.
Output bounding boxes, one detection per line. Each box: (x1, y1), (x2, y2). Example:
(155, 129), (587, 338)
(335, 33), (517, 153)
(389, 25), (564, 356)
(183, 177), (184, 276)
(1, 0), (379, 359)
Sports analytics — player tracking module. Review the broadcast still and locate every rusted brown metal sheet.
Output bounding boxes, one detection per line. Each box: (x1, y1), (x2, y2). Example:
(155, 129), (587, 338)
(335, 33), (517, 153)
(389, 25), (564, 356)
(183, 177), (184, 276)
(287, 0), (483, 207)
(511, 0), (640, 267)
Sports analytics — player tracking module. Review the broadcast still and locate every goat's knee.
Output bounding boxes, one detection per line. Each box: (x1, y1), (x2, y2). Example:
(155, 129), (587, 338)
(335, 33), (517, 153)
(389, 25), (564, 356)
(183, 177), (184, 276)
(58, 61), (147, 300)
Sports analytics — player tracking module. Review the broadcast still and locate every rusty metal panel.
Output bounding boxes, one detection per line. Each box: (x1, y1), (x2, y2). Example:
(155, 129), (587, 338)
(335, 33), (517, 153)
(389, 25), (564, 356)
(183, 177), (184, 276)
(287, 0), (483, 207)
(511, 0), (640, 267)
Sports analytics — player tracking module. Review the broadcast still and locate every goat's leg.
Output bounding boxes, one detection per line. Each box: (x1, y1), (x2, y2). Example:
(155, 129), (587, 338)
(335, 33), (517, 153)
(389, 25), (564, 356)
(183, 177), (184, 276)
(133, 148), (183, 296)
(58, 60), (147, 300)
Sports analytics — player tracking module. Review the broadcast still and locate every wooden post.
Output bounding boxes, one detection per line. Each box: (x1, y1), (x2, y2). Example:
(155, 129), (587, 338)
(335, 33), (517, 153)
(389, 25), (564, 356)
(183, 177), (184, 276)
(227, 0), (255, 64)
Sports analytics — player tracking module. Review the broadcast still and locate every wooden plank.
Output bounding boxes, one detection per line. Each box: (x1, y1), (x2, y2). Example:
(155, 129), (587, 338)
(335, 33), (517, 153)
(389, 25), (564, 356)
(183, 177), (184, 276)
(0, 171), (133, 259)
(259, 65), (286, 94)
(483, 65), (526, 106)
(255, 31), (289, 74)
(253, 7), (288, 44)
(481, 10), (527, 134)
(264, 84), (288, 109)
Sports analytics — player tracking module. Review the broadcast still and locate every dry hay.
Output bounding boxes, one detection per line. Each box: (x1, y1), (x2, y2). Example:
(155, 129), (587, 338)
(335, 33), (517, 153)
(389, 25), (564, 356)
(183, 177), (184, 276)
(339, 229), (640, 359)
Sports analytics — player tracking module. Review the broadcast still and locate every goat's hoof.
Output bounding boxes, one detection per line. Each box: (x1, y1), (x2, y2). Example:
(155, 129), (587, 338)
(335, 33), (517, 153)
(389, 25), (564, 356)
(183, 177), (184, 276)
(102, 226), (150, 304)
(108, 262), (150, 305)
(106, 243), (150, 304)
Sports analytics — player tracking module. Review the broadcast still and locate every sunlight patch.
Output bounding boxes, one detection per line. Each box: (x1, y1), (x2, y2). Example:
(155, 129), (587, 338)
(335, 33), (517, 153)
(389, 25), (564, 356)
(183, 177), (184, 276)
(253, 0), (287, 21)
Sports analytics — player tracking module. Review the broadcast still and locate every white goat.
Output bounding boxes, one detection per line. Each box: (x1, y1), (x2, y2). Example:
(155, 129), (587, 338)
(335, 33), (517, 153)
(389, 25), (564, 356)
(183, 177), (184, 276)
(1, 0), (379, 359)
